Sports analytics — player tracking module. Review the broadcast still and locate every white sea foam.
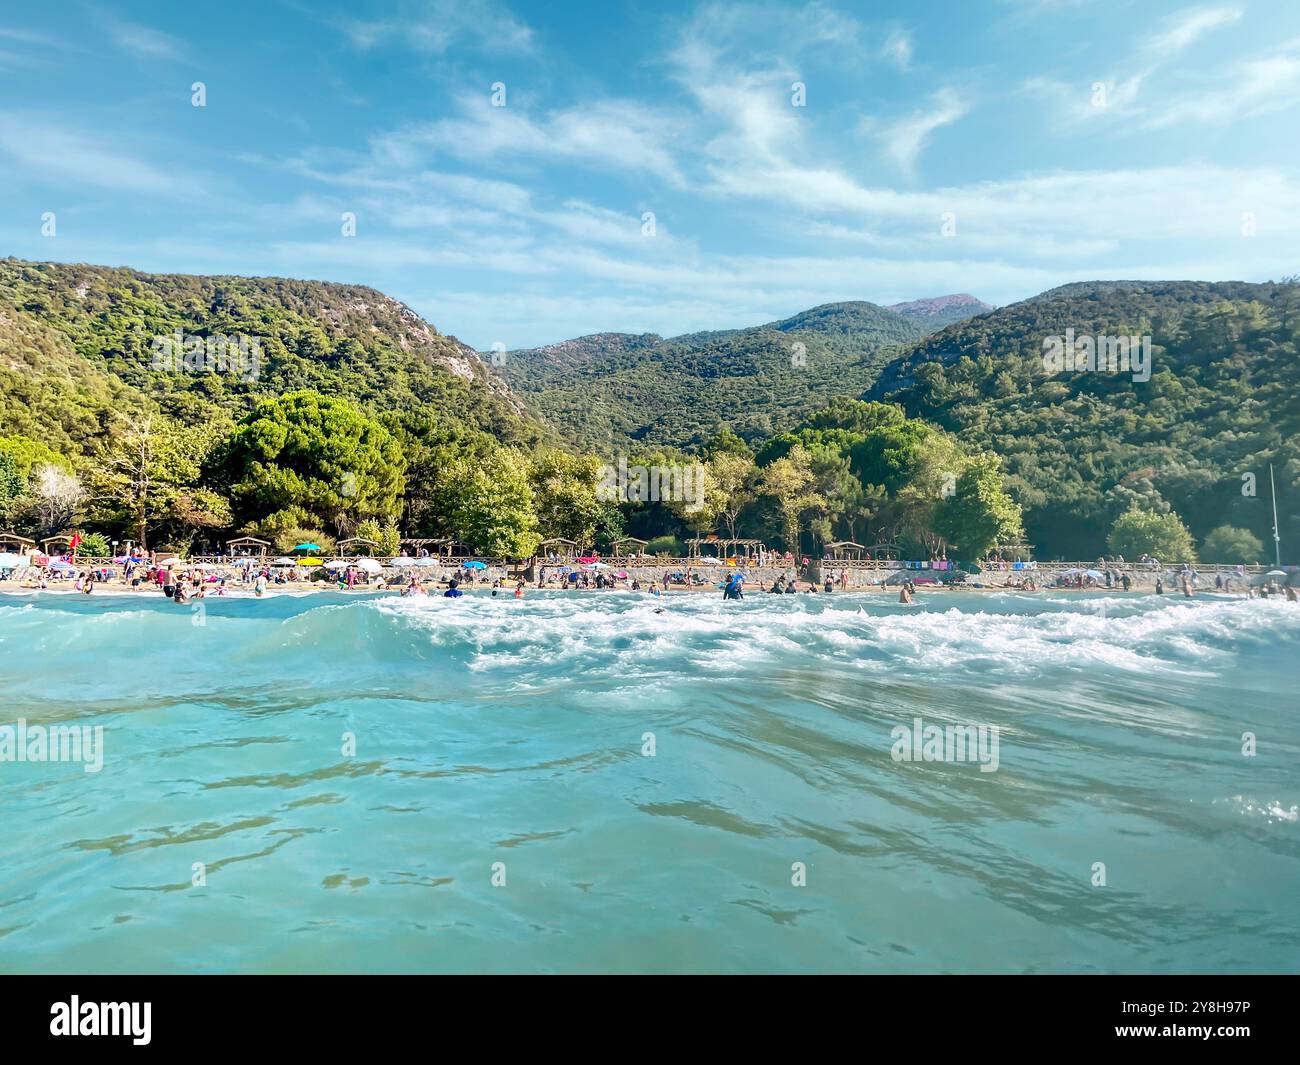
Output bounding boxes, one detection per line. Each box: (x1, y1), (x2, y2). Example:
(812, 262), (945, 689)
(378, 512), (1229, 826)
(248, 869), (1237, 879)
(364, 592), (1297, 683)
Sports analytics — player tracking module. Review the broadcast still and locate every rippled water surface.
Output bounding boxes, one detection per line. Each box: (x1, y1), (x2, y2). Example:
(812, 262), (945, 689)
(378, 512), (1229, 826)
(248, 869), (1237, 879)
(1, 589), (1297, 973)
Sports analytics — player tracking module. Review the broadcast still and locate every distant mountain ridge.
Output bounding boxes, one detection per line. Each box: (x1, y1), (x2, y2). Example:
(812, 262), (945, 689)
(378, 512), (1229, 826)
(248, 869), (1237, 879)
(887, 293), (994, 328)
(496, 299), (932, 451)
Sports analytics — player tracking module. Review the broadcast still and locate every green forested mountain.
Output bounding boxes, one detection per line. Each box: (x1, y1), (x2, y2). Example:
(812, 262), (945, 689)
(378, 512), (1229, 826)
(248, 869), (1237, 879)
(0, 257), (544, 458)
(866, 280), (1300, 558)
(494, 300), (927, 452)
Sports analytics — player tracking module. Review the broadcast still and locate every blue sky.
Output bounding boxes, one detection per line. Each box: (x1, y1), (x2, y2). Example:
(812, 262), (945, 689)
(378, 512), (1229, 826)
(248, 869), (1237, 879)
(2, 0), (1298, 348)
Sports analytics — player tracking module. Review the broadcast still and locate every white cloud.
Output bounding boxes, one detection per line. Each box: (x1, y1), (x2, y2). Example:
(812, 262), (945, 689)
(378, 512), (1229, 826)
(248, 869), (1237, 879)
(97, 16), (185, 60)
(874, 88), (970, 171)
(343, 0), (534, 55)
(1023, 4), (1265, 129)
(675, 1), (863, 57)
(1149, 5), (1243, 56)
(882, 29), (912, 70)
(0, 113), (192, 196)
(371, 96), (685, 185)
(1020, 73), (1143, 123)
(1144, 47), (1300, 128)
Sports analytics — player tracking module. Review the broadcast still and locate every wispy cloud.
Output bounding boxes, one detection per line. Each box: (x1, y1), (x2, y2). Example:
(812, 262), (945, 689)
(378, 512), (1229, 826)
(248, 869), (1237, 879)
(882, 28), (912, 70)
(871, 88), (970, 171)
(95, 14), (185, 60)
(1145, 40), (1300, 128)
(1022, 4), (1270, 129)
(343, 0), (535, 55)
(371, 95), (686, 185)
(1149, 5), (1244, 56)
(0, 112), (196, 195)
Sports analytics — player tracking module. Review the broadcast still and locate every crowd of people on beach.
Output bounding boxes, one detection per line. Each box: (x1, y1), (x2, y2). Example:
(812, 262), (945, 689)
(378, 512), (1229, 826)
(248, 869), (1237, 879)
(2, 546), (1296, 603)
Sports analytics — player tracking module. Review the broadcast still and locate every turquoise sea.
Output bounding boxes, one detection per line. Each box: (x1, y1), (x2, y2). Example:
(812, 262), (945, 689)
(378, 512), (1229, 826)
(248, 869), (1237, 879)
(0, 589), (1297, 973)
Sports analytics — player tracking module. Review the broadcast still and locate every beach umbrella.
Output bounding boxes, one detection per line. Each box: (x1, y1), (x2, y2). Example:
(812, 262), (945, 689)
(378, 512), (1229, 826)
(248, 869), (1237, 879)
(49, 560), (76, 572)
(323, 559), (350, 570)
(413, 557), (440, 568)
(354, 558), (382, 574)
(293, 542), (321, 552)
(296, 558), (323, 567)
(1253, 569), (1291, 585)
(576, 556), (599, 564)
(271, 557), (296, 567)
(463, 560), (488, 570)
(0, 552), (29, 569)
(389, 556), (417, 567)
(698, 556), (723, 565)
(583, 561), (610, 571)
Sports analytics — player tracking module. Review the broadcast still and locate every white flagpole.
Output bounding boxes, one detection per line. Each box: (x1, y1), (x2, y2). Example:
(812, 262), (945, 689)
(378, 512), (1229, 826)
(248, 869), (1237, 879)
(1270, 463), (1282, 568)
